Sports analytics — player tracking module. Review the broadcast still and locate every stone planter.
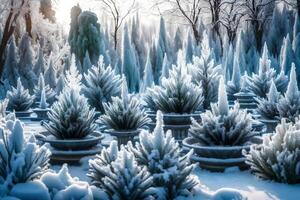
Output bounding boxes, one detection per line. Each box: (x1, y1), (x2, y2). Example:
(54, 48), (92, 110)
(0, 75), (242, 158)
(146, 111), (201, 142)
(6, 110), (33, 118)
(234, 92), (257, 111)
(36, 131), (104, 163)
(33, 108), (50, 120)
(259, 118), (280, 133)
(105, 129), (141, 147)
(182, 136), (262, 172)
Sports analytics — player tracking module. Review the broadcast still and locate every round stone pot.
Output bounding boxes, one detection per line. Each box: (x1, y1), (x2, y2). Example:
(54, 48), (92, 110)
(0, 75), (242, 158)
(146, 111), (201, 142)
(105, 129), (141, 147)
(259, 118), (280, 133)
(36, 131), (104, 164)
(33, 108), (50, 119)
(182, 136), (262, 172)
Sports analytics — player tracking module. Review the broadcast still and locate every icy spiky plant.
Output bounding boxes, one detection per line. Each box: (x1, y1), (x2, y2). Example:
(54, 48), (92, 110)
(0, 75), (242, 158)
(39, 88), (48, 109)
(43, 88), (97, 139)
(82, 56), (122, 113)
(129, 111), (198, 199)
(0, 120), (50, 194)
(227, 56), (241, 100)
(6, 78), (35, 112)
(189, 77), (256, 146)
(144, 63), (203, 114)
(255, 80), (280, 120)
(0, 99), (8, 117)
(245, 119), (300, 184)
(33, 73), (56, 104)
(89, 143), (155, 200)
(277, 64), (300, 122)
(247, 43), (277, 98)
(99, 78), (150, 131)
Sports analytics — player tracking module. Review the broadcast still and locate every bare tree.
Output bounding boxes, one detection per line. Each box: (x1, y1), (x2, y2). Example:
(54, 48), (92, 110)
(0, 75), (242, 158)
(282, 0), (300, 16)
(241, 0), (276, 50)
(0, 0), (32, 79)
(153, 0), (203, 44)
(96, 0), (137, 50)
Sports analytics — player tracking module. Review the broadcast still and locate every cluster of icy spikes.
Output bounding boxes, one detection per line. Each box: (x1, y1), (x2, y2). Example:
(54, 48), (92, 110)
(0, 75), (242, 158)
(88, 141), (155, 200)
(278, 64), (300, 122)
(129, 110), (199, 199)
(6, 78), (35, 112)
(245, 118), (300, 184)
(0, 119), (50, 196)
(99, 78), (150, 131)
(189, 76), (256, 146)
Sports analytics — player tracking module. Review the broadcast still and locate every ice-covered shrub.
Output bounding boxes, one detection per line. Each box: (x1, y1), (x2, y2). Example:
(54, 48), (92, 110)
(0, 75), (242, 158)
(39, 88), (48, 109)
(82, 56), (122, 113)
(277, 64), (300, 122)
(43, 88), (97, 139)
(255, 80), (280, 120)
(33, 74), (56, 104)
(189, 77), (256, 146)
(144, 63), (203, 114)
(99, 78), (150, 131)
(129, 111), (198, 199)
(0, 119), (50, 195)
(6, 78), (35, 112)
(89, 142), (155, 200)
(245, 119), (300, 184)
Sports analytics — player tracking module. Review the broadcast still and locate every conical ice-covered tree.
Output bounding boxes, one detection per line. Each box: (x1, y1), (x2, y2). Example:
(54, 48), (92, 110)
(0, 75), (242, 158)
(233, 31), (246, 73)
(227, 52), (241, 100)
(140, 51), (154, 93)
(122, 25), (140, 93)
(218, 77), (229, 116)
(129, 111), (199, 199)
(44, 56), (57, 89)
(33, 73), (56, 104)
(255, 80), (280, 120)
(277, 64), (300, 122)
(280, 34), (294, 74)
(89, 144), (155, 200)
(55, 74), (66, 96)
(247, 43), (277, 98)
(185, 32), (194, 64)
(3, 37), (19, 86)
(82, 55), (122, 113)
(33, 46), (46, 75)
(82, 51), (92, 73)
(160, 53), (170, 82)
(65, 55), (82, 91)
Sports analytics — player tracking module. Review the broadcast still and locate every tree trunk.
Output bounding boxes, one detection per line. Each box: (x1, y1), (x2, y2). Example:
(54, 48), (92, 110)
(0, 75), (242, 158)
(25, 11), (32, 38)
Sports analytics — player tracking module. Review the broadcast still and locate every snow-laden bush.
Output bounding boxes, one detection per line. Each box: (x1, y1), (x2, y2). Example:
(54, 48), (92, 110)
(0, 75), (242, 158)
(189, 77), (256, 146)
(89, 141), (155, 200)
(33, 74), (56, 104)
(245, 119), (300, 184)
(99, 79), (150, 131)
(43, 88), (97, 139)
(144, 63), (203, 114)
(255, 80), (280, 120)
(0, 119), (50, 196)
(6, 78), (35, 112)
(277, 64), (300, 122)
(41, 164), (107, 200)
(247, 43), (288, 98)
(129, 111), (199, 199)
(82, 56), (122, 113)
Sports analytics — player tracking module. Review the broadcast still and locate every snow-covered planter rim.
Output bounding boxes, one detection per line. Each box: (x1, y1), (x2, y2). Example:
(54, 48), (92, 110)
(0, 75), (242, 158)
(182, 137), (261, 150)
(190, 154), (246, 163)
(146, 111), (202, 118)
(32, 108), (51, 112)
(104, 128), (141, 136)
(259, 118), (280, 123)
(37, 131), (104, 142)
(5, 110), (33, 114)
(234, 92), (256, 98)
(148, 122), (191, 128)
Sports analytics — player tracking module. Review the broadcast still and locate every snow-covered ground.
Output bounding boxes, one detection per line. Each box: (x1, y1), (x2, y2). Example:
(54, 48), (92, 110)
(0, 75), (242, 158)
(22, 119), (300, 200)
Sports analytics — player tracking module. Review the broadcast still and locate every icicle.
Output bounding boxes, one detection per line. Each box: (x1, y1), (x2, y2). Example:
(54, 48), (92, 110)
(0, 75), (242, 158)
(218, 76), (229, 116)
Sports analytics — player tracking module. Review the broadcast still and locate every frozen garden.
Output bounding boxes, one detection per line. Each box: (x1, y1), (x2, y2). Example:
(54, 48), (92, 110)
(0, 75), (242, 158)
(0, 0), (300, 199)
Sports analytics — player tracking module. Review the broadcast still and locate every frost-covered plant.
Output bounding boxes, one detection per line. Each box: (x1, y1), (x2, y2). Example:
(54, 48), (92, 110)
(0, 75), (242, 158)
(0, 99), (8, 118)
(277, 64), (300, 122)
(0, 120), (50, 195)
(82, 56), (122, 113)
(144, 63), (203, 114)
(227, 56), (241, 100)
(6, 78), (35, 112)
(129, 111), (198, 199)
(247, 43), (288, 98)
(255, 80), (280, 120)
(33, 73), (56, 104)
(245, 119), (300, 184)
(43, 88), (97, 139)
(99, 78), (150, 131)
(39, 88), (48, 109)
(89, 142), (155, 200)
(188, 36), (222, 109)
(189, 77), (256, 146)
